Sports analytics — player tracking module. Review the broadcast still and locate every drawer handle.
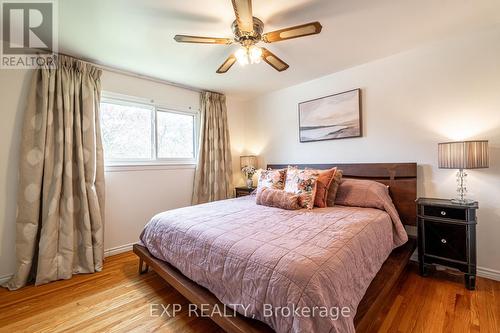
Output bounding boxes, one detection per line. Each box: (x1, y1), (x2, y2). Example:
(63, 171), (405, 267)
(441, 238), (447, 244)
(440, 210), (447, 216)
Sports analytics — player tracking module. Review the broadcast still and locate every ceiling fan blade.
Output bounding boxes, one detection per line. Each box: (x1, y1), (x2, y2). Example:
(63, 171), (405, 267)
(262, 22), (322, 43)
(261, 48), (289, 72)
(216, 54), (237, 74)
(174, 35), (233, 45)
(231, 0), (254, 33)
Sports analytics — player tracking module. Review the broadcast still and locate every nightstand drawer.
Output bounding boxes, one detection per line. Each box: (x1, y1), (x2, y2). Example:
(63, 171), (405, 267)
(235, 187), (256, 197)
(422, 205), (466, 221)
(424, 220), (467, 262)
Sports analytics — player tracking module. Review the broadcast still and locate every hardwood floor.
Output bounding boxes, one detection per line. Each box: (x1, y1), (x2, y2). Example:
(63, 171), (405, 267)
(0, 252), (223, 333)
(369, 264), (500, 333)
(0, 252), (498, 333)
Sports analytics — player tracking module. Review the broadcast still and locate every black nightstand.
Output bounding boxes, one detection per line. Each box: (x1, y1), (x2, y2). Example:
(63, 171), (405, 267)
(235, 186), (256, 198)
(416, 198), (478, 290)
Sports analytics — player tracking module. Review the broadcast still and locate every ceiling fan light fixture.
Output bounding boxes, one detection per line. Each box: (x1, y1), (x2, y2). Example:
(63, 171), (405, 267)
(174, 1), (322, 73)
(249, 45), (262, 64)
(235, 47), (249, 66)
(235, 46), (262, 66)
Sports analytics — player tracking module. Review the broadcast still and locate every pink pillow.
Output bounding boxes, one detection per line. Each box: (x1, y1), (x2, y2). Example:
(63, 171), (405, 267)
(334, 178), (389, 209)
(256, 188), (301, 210)
(335, 178), (408, 247)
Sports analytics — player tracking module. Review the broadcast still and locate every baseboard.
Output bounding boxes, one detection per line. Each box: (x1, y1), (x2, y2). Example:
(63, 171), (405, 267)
(104, 243), (135, 257)
(409, 249), (500, 281)
(477, 267), (500, 282)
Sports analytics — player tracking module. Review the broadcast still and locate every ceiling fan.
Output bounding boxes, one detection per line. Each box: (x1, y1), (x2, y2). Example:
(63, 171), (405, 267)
(173, 0), (322, 74)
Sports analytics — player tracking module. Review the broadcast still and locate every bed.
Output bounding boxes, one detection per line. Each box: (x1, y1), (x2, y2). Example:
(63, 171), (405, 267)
(134, 163), (417, 333)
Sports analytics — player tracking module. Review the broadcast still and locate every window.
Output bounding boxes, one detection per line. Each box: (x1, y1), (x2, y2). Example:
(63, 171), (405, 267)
(100, 101), (153, 160)
(157, 111), (195, 159)
(100, 93), (198, 165)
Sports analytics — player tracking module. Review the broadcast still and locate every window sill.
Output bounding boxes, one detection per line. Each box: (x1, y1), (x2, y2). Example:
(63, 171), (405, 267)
(105, 163), (196, 172)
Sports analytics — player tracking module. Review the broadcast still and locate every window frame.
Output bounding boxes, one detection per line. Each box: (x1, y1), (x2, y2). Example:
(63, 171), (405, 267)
(101, 91), (199, 167)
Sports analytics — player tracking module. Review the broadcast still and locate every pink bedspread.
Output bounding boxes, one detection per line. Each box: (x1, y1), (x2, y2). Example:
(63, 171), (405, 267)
(140, 196), (408, 333)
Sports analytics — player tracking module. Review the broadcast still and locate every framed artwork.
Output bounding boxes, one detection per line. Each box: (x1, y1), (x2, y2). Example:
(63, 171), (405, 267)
(298, 88), (362, 142)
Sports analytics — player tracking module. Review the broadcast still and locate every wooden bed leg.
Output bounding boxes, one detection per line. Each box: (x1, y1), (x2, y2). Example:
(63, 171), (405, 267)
(139, 258), (149, 274)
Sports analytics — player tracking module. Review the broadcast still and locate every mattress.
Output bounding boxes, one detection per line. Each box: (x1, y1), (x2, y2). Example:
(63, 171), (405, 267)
(140, 195), (408, 333)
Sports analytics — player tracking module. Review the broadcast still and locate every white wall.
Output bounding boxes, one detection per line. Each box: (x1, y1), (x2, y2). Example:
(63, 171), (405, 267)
(226, 97), (251, 188)
(0, 69), (31, 281)
(0, 69), (203, 279)
(245, 27), (500, 276)
(100, 71), (200, 253)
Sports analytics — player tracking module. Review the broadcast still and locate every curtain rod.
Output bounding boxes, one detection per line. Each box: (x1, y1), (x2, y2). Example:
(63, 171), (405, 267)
(56, 51), (222, 95)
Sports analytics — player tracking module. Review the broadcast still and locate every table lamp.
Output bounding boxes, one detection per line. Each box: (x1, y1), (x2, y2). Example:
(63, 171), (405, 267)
(438, 140), (489, 204)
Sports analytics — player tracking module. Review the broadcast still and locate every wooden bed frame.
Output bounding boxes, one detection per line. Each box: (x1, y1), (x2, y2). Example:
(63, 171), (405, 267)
(133, 162), (417, 333)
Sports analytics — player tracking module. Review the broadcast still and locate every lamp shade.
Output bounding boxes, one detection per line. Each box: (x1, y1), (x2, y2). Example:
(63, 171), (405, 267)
(240, 155), (257, 169)
(438, 140), (489, 169)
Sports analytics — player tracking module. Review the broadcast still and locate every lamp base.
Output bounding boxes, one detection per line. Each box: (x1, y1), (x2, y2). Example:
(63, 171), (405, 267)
(455, 169), (469, 204)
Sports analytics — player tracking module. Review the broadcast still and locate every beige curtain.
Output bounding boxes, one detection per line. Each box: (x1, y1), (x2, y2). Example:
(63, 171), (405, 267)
(2, 55), (105, 290)
(192, 92), (233, 204)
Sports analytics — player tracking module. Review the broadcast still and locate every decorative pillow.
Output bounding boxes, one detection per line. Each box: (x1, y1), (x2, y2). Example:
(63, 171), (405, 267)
(326, 169), (344, 207)
(284, 166), (320, 209)
(256, 188), (301, 210)
(335, 178), (408, 246)
(335, 178), (390, 209)
(257, 168), (287, 190)
(312, 167), (337, 208)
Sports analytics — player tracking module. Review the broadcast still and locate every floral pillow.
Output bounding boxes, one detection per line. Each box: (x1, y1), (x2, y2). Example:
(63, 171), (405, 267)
(257, 168), (287, 190)
(284, 166), (320, 209)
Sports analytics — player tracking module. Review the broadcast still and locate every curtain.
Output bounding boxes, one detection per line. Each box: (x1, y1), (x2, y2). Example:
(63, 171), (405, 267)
(2, 55), (105, 290)
(192, 92), (233, 204)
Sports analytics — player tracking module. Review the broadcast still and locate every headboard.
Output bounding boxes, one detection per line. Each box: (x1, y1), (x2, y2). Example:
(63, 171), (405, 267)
(267, 163), (417, 226)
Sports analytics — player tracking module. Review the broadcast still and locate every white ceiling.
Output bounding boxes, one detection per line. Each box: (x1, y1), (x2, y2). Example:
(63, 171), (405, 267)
(59, 0), (500, 99)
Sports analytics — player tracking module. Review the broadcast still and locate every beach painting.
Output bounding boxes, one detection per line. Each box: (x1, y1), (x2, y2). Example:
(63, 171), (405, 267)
(298, 89), (361, 142)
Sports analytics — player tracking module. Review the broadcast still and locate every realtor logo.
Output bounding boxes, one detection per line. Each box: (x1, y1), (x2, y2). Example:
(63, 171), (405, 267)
(1, 0), (58, 68)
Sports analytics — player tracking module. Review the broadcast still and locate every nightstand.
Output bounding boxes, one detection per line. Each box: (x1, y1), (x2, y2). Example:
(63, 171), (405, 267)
(235, 186), (256, 198)
(416, 198), (478, 290)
